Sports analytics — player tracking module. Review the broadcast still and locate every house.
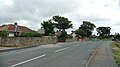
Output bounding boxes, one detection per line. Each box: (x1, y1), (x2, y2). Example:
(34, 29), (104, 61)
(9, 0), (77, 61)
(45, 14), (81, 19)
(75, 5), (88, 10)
(55, 30), (62, 36)
(38, 28), (45, 34)
(70, 31), (77, 38)
(0, 23), (34, 37)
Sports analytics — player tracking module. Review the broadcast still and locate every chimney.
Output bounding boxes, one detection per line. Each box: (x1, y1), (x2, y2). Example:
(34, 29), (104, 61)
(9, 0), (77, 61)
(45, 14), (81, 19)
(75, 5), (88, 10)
(14, 22), (17, 25)
(14, 22), (18, 36)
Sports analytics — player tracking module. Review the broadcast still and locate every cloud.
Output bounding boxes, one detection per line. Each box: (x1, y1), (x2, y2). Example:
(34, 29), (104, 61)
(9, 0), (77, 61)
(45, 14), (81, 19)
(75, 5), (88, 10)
(0, 0), (120, 34)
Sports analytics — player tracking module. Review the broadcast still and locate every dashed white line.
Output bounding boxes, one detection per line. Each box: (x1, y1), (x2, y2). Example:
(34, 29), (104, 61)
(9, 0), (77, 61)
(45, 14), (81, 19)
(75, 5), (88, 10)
(54, 47), (69, 53)
(10, 54), (46, 67)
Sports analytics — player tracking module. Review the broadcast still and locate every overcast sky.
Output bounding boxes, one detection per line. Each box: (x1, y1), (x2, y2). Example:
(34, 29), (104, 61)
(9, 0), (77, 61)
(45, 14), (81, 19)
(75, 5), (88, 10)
(0, 0), (120, 34)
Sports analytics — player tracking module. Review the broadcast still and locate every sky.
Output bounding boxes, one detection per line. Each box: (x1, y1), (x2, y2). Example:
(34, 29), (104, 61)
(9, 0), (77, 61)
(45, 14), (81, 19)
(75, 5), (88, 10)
(0, 0), (120, 34)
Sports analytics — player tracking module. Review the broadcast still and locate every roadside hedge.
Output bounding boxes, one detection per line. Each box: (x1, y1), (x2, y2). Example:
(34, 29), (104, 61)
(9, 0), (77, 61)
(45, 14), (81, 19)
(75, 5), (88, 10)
(20, 32), (43, 37)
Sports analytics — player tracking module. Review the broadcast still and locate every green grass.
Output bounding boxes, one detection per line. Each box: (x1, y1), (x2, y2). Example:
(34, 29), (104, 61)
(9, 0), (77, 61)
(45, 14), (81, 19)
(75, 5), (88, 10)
(111, 42), (120, 67)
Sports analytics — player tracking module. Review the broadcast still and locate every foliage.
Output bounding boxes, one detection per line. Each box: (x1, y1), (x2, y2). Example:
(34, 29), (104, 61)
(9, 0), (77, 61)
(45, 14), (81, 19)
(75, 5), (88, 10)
(0, 30), (9, 37)
(48, 33), (55, 36)
(57, 31), (67, 42)
(20, 32), (43, 37)
(75, 29), (86, 38)
(52, 15), (73, 31)
(58, 31), (67, 38)
(65, 34), (73, 39)
(41, 20), (55, 36)
(97, 27), (111, 38)
(114, 33), (120, 41)
(79, 21), (96, 37)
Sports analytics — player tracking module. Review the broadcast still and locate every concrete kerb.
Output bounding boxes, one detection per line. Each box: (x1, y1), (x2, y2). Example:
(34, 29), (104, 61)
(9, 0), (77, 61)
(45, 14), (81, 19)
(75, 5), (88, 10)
(85, 44), (99, 67)
(0, 41), (81, 53)
(0, 45), (40, 53)
(0, 43), (58, 53)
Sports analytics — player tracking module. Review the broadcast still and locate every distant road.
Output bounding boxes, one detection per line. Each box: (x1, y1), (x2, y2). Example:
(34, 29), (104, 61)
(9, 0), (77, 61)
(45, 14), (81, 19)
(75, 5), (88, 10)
(0, 41), (117, 67)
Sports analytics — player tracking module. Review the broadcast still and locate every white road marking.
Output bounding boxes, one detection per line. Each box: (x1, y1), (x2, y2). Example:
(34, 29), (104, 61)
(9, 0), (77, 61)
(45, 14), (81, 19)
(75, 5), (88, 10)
(9, 54), (46, 67)
(54, 47), (69, 53)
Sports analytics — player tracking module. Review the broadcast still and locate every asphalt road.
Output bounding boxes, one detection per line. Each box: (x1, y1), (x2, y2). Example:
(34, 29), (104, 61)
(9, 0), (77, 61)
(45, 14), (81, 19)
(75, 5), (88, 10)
(0, 41), (116, 67)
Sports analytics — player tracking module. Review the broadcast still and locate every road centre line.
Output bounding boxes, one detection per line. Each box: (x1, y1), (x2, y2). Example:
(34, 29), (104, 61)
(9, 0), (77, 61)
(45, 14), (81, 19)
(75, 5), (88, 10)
(10, 54), (46, 67)
(54, 47), (69, 53)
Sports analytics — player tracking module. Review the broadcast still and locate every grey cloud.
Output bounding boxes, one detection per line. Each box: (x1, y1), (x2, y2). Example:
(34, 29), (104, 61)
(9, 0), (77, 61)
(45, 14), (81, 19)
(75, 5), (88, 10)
(12, 0), (80, 19)
(0, 0), (81, 24)
(69, 13), (111, 23)
(0, 0), (120, 33)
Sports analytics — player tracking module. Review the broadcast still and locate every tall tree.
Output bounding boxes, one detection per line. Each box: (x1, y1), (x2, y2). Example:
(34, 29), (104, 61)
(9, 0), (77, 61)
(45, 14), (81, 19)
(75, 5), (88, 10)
(52, 15), (73, 31)
(79, 21), (96, 37)
(75, 29), (86, 38)
(97, 27), (111, 37)
(114, 33), (120, 41)
(41, 20), (55, 36)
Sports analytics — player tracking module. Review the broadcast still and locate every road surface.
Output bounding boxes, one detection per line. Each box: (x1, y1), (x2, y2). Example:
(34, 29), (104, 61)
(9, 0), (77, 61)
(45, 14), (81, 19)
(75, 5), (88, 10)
(0, 41), (117, 67)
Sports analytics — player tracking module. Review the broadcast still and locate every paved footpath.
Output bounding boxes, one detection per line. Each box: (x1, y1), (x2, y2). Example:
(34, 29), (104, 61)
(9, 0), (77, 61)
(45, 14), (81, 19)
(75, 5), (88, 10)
(89, 41), (118, 67)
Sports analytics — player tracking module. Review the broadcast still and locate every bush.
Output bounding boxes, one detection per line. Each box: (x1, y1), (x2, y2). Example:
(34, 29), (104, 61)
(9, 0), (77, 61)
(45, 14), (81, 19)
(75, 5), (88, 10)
(48, 33), (55, 36)
(59, 31), (67, 37)
(114, 34), (120, 41)
(65, 34), (73, 39)
(0, 30), (9, 37)
(20, 32), (43, 37)
(57, 31), (67, 42)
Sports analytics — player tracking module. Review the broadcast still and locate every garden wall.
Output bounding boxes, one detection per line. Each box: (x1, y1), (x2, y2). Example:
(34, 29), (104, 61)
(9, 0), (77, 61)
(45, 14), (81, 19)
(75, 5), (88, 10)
(66, 38), (77, 42)
(0, 36), (57, 47)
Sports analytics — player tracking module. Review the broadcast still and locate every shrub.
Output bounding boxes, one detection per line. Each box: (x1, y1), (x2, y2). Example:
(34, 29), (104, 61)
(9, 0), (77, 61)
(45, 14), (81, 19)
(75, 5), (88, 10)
(114, 34), (120, 41)
(48, 33), (55, 36)
(57, 31), (67, 42)
(65, 34), (73, 39)
(59, 31), (67, 37)
(20, 32), (43, 37)
(0, 30), (9, 37)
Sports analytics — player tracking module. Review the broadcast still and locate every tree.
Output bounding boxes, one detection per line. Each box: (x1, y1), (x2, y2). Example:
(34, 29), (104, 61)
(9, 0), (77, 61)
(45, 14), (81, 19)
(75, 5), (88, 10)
(114, 33), (120, 41)
(52, 15), (73, 31)
(79, 21), (96, 37)
(75, 29), (86, 39)
(41, 20), (55, 36)
(96, 27), (111, 37)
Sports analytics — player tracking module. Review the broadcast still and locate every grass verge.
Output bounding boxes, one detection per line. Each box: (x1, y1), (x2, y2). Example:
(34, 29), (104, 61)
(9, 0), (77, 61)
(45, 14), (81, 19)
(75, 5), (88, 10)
(111, 42), (120, 67)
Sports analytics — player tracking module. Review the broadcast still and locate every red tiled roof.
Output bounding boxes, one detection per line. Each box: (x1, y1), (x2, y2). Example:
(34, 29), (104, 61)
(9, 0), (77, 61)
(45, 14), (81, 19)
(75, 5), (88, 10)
(0, 24), (34, 33)
(8, 24), (15, 31)
(0, 26), (2, 28)
(18, 26), (33, 33)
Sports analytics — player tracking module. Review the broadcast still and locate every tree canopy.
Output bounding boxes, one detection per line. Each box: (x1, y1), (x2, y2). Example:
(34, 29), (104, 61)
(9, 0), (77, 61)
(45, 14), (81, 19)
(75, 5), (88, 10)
(52, 15), (73, 31)
(114, 33), (120, 41)
(75, 29), (86, 38)
(96, 27), (111, 37)
(41, 20), (55, 36)
(79, 21), (96, 37)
